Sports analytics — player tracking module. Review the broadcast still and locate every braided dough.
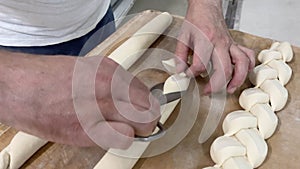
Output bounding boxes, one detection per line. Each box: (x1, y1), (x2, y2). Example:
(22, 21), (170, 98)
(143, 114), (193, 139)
(204, 41), (293, 169)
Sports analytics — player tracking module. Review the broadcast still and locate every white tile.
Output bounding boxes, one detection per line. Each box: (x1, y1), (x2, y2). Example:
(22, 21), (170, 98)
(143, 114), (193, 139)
(239, 0), (300, 46)
(128, 0), (187, 16)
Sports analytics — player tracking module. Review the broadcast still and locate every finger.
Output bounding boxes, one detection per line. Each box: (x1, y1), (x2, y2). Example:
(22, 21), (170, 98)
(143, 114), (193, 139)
(87, 121), (134, 149)
(98, 98), (159, 137)
(186, 44), (213, 77)
(110, 66), (153, 110)
(227, 45), (251, 93)
(175, 33), (190, 73)
(237, 45), (256, 70)
(203, 49), (231, 94)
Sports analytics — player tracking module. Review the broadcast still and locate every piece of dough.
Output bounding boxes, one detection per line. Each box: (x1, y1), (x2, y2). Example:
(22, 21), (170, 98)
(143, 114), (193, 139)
(260, 79), (288, 111)
(239, 88), (269, 111)
(163, 72), (190, 94)
(257, 50), (282, 64)
(210, 136), (246, 166)
(269, 42), (280, 50)
(267, 59), (292, 86)
(0, 151), (9, 169)
(248, 64), (278, 87)
(250, 103), (278, 139)
(222, 110), (257, 136)
(162, 58), (177, 74)
(276, 42), (293, 62)
(235, 129), (268, 168)
(0, 132), (47, 169)
(203, 167), (221, 169)
(222, 157), (253, 169)
(108, 12), (173, 70)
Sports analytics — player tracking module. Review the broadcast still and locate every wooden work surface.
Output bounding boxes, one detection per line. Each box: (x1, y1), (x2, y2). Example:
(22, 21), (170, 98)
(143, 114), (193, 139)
(1, 10), (300, 169)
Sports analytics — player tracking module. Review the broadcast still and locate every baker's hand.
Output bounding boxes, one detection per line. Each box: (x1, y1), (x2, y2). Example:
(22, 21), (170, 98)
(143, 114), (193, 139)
(0, 52), (160, 149)
(175, 0), (255, 94)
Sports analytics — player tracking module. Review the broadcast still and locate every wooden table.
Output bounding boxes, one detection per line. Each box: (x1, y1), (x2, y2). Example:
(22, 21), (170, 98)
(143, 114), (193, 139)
(1, 10), (299, 169)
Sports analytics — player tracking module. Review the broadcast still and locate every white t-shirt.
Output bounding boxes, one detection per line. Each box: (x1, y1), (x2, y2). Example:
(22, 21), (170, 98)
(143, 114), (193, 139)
(0, 0), (111, 46)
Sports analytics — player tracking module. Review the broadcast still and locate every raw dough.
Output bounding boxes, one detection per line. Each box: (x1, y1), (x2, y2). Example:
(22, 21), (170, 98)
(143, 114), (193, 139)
(162, 58), (177, 74)
(163, 72), (190, 94)
(257, 50), (282, 64)
(269, 42), (280, 50)
(235, 129), (268, 168)
(222, 110), (257, 136)
(210, 136), (246, 166)
(108, 12), (173, 70)
(248, 64), (278, 87)
(239, 88), (269, 111)
(250, 104), (278, 139)
(260, 79), (288, 111)
(205, 42), (293, 169)
(267, 59), (292, 86)
(276, 42), (293, 62)
(0, 132), (47, 169)
(222, 157), (252, 169)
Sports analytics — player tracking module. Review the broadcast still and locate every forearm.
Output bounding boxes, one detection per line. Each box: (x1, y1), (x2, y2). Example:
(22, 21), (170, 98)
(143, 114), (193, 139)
(188, 0), (223, 16)
(0, 50), (75, 132)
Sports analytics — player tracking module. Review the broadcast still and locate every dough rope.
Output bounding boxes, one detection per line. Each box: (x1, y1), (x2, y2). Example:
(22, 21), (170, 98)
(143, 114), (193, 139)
(204, 42), (293, 169)
(0, 132), (47, 169)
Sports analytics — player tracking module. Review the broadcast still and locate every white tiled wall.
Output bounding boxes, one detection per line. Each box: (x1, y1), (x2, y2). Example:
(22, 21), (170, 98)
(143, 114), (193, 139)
(128, 0), (187, 16)
(127, 0), (300, 46)
(239, 0), (300, 46)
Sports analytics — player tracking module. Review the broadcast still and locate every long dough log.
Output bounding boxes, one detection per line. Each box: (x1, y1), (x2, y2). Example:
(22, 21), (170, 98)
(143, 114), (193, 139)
(93, 12), (178, 169)
(0, 132), (47, 169)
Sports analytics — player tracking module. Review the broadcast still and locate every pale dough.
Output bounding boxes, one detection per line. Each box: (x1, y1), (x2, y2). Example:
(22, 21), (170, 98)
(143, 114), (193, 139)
(248, 64), (278, 87)
(267, 59), (292, 86)
(108, 12), (173, 70)
(276, 42), (293, 62)
(250, 104), (278, 139)
(210, 136), (246, 166)
(203, 167), (221, 169)
(222, 157), (252, 169)
(222, 110), (257, 136)
(204, 41), (293, 169)
(162, 58), (177, 74)
(269, 42), (280, 50)
(257, 50), (282, 64)
(235, 129), (268, 168)
(163, 72), (190, 94)
(260, 79), (288, 111)
(0, 132), (47, 169)
(238, 88), (269, 111)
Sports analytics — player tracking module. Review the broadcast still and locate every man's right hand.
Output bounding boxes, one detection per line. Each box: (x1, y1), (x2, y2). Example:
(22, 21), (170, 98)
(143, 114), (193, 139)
(0, 51), (160, 149)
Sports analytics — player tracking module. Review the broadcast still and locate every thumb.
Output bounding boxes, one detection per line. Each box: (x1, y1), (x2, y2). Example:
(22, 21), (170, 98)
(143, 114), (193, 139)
(175, 35), (190, 73)
(87, 121), (134, 149)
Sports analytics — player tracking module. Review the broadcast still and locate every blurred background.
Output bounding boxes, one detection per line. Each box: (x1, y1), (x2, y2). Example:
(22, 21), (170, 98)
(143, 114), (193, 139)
(112, 0), (300, 46)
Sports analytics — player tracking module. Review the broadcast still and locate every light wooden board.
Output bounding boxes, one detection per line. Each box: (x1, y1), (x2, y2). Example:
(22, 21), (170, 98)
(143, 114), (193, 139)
(0, 10), (299, 169)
